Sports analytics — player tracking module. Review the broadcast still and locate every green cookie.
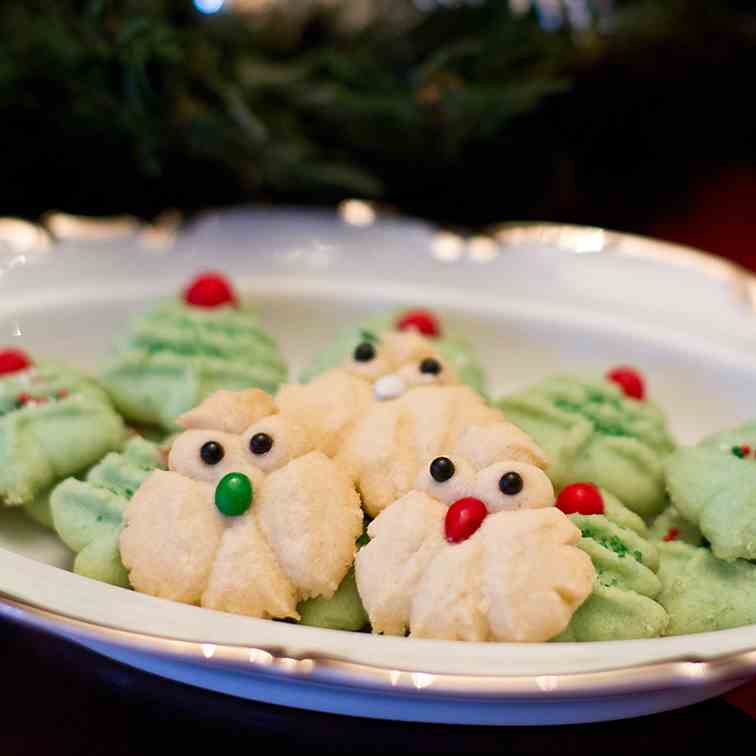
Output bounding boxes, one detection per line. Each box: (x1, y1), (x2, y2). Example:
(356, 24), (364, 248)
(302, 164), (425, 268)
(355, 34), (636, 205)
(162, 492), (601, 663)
(666, 421), (756, 561)
(655, 540), (756, 635)
(555, 490), (668, 641)
(1, 362), (126, 511)
(297, 519), (370, 631)
(101, 300), (287, 431)
(299, 312), (486, 396)
(498, 376), (675, 517)
(50, 437), (165, 586)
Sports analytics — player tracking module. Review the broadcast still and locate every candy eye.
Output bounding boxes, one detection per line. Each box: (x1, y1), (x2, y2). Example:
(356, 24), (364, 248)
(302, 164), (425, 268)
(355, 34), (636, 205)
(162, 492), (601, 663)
(353, 342), (376, 362)
(249, 432), (274, 455)
(499, 471), (524, 496)
(419, 357), (442, 375)
(430, 456), (455, 483)
(200, 441), (224, 465)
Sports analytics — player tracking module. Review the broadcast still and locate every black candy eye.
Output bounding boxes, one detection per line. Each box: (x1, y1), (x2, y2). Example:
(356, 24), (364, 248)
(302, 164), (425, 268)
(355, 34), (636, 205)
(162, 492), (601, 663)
(353, 342), (376, 362)
(419, 357), (442, 375)
(430, 456), (455, 483)
(200, 441), (224, 465)
(250, 432), (274, 455)
(499, 471), (523, 496)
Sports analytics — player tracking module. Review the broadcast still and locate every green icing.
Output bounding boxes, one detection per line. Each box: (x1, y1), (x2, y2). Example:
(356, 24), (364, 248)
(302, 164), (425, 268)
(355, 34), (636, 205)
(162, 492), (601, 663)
(101, 299), (287, 431)
(656, 540), (756, 635)
(498, 375), (675, 517)
(665, 420), (756, 561)
(555, 489), (668, 641)
(299, 311), (486, 396)
(1, 363), (126, 508)
(50, 437), (165, 587)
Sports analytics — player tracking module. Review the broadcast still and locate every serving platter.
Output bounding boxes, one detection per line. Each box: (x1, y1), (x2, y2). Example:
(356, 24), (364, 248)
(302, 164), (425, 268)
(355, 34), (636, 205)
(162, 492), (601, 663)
(2, 207), (756, 725)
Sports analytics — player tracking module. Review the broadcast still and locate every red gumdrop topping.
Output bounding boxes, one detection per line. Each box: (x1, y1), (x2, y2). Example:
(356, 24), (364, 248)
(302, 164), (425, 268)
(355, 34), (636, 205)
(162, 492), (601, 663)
(606, 366), (645, 400)
(183, 272), (237, 308)
(556, 483), (605, 516)
(445, 497), (488, 543)
(396, 309), (440, 338)
(0, 348), (33, 375)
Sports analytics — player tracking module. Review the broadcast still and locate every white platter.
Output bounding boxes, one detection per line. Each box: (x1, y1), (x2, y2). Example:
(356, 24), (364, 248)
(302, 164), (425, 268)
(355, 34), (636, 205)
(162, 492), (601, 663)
(2, 207), (756, 725)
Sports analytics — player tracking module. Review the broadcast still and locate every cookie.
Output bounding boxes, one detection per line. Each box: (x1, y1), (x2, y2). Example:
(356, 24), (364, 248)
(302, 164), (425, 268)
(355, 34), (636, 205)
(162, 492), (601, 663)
(553, 484), (668, 641)
(120, 389), (363, 618)
(337, 385), (546, 517)
(665, 421), (756, 561)
(655, 540), (756, 635)
(50, 437), (166, 586)
(101, 273), (287, 431)
(299, 309), (485, 397)
(355, 453), (594, 641)
(497, 374), (675, 517)
(1, 350), (126, 516)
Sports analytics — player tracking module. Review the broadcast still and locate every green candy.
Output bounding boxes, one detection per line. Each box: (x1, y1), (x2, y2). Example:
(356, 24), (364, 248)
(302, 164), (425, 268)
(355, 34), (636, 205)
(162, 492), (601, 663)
(665, 420), (756, 561)
(555, 489), (668, 641)
(497, 375), (675, 517)
(215, 472), (253, 517)
(299, 312), (486, 396)
(101, 299), (287, 431)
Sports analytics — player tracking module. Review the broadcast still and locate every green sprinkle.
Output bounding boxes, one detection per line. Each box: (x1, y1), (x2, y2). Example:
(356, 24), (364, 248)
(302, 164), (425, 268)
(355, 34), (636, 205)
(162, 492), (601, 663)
(359, 329), (379, 344)
(732, 445), (746, 458)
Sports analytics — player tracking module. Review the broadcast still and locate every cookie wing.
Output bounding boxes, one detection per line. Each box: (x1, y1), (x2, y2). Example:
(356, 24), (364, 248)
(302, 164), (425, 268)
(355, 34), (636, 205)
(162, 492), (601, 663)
(355, 491), (447, 635)
(121, 470), (224, 603)
(256, 451), (363, 601)
(478, 508), (595, 641)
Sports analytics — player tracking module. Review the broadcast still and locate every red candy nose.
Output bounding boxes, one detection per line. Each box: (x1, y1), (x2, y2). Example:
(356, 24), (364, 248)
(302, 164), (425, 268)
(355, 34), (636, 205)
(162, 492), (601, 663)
(0, 348), (33, 375)
(556, 483), (605, 516)
(606, 366), (645, 400)
(396, 309), (440, 338)
(445, 497), (488, 543)
(183, 272), (237, 308)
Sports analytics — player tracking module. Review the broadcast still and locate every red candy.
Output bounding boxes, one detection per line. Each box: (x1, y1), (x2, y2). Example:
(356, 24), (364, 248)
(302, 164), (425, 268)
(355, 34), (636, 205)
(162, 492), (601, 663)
(663, 528), (679, 542)
(445, 497), (488, 543)
(556, 483), (605, 516)
(0, 348), (32, 375)
(396, 309), (440, 338)
(183, 273), (237, 308)
(606, 366), (645, 400)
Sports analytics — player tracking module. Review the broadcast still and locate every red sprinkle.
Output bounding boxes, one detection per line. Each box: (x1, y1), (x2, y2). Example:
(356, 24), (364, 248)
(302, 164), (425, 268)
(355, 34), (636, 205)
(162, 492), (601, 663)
(396, 309), (440, 338)
(15, 392), (32, 406)
(743, 445), (752, 457)
(56, 389), (69, 399)
(183, 272), (237, 309)
(0, 348), (33, 376)
(556, 483), (605, 516)
(663, 528), (679, 542)
(445, 497), (488, 543)
(606, 366), (645, 400)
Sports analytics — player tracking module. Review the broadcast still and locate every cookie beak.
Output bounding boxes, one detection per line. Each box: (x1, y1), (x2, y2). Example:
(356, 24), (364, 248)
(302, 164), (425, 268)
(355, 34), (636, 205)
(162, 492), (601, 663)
(373, 374), (406, 401)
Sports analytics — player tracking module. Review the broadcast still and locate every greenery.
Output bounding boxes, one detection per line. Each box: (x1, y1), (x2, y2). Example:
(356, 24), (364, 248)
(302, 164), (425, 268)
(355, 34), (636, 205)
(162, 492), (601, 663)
(1, 0), (755, 228)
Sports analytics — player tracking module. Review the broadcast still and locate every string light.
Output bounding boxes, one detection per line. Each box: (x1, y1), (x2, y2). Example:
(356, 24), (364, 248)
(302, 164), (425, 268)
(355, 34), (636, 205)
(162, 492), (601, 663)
(194, 0), (225, 14)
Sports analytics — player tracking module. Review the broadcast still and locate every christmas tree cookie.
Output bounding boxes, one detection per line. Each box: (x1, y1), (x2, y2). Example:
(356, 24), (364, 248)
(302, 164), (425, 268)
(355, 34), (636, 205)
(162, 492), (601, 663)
(355, 452), (594, 641)
(119, 389), (363, 618)
(665, 420), (756, 561)
(101, 273), (287, 432)
(1, 349), (126, 521)
(497, 368), (675, 517)
(299, 308), (486, 397)
(50, 436), (166, 586)
(553, 484), (668, 641)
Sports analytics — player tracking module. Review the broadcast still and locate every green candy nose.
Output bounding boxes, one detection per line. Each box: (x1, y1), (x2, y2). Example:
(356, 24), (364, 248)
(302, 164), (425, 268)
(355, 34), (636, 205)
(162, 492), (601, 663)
(215, 472), (253, 516)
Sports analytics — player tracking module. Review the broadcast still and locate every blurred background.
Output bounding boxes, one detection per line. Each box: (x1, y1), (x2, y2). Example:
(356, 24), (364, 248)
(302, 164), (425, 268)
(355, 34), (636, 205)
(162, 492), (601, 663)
(2, 0), (756, 266)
